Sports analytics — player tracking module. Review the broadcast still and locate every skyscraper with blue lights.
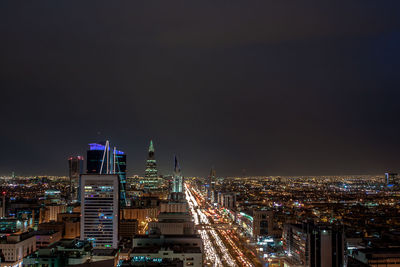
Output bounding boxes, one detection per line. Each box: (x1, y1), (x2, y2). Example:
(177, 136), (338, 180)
(86, 141), (127, 206)
(385, 172), (398, 187)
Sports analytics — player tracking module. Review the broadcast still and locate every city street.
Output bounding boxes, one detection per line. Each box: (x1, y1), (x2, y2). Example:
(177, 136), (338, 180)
(185, 183), (259, 267)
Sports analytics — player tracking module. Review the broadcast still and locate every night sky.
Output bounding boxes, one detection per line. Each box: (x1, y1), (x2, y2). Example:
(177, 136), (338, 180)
(1, 1), (400, 177)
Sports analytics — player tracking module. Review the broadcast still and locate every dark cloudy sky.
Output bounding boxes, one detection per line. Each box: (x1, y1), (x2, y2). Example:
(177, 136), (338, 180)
(1, 1), (400, 177)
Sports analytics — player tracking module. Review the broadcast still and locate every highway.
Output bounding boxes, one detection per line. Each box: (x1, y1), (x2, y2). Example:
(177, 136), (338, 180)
(185, 183), (255, 267)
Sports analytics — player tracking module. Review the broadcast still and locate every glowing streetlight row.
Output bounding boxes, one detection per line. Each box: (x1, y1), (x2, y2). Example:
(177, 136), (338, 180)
(190, 186), (237, 266)
(185, 184), (222, 266)
(219, 229), (254, 267)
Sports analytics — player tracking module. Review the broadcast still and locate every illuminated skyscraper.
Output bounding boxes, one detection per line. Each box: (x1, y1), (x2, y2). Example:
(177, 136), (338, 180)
(86, 143), (105, 174)
(385, 172), (398, 186)
(206, 168), (216, 202)
(86, 141), (127, 206)
(68, 156), (84, 202)
(283, 223), (345, 266)
(172, 156), (183, 193)
(143, 140), (159, 190)
(80, 174), (119, 249)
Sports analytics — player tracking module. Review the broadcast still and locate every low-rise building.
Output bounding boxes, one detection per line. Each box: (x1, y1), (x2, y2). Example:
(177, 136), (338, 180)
(34, 230), (62, 248)
(351, 248), (400, 266)
(131, 245), (201, 267)
(149, 213), (194, 235)
(64, 218), (80, 239)
(0, 218), (29, 233)
(57, 212), (81, 239)
(236, 209), (280, 239)
(38, 221), (64, 234)
(23, 239), (92, 266)
(121, 208), (159, 222)
(119, 258), (184, 266)
(132, 234), (203, 252)
(131, 235), (202, 267)
(92, 248), (118, 266)
(0, 232), (36, 266)
(120, 219), (138, 239)
(56, 212), (80, 223)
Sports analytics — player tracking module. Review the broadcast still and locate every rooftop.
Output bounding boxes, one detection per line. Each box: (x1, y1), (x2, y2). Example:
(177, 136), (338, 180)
(132, 245), (201, 254)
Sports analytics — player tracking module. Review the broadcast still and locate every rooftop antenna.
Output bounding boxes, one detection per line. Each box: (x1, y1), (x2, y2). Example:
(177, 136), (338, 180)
(100, 140), (110, 174)
(106, 141), (109, 174)
(113, 147), (116, 174)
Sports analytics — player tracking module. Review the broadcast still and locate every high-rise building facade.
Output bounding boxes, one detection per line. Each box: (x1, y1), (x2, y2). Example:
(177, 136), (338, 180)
(385, 172), (398, 186)
(218, 192), (236, 210)
(87, 143), (106, 174)
(143, 140), (159, 190)
(172, 156), (183, 193)
(283, 223), (345, 267)
(80, 174), (119, 249)
(206, 168), (216, 202)
(68, 156), (84, 202)
(87, 142), (126, 175)
(86, 141), (127, 206)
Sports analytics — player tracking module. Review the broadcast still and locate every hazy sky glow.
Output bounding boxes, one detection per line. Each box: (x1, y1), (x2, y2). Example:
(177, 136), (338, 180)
(1, 1), (400, 176)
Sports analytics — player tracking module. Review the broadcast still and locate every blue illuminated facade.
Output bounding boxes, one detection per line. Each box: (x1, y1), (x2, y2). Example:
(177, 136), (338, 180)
(86, 141), (127, 206)
(385, 172), (398, 187)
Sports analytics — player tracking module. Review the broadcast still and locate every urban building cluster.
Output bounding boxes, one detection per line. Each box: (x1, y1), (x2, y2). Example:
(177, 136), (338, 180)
(0, 140), (202, 267)
(0, 140), (399, 267)
(184, 173), (400, 266)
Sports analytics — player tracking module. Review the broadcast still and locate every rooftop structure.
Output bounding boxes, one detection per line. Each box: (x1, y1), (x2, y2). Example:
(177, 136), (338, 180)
(87, 140), (127, 206)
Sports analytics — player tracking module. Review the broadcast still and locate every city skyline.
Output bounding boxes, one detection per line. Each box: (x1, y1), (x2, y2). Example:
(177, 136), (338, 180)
(1, 1), (400, 266)
(0, 138), (397, 178)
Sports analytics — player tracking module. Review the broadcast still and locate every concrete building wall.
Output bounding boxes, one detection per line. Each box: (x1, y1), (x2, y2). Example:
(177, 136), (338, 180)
(64, 220), (80, 239)
(131, 250), (202, 267)
(0, 235), (36, 263)
(121, 208), (159, 222)
(36, 231), (62, 247)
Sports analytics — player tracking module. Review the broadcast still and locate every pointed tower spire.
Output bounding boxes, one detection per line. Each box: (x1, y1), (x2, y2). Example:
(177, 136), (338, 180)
(144, 140), (158, 190)
(149, 140), (154, 153)
(174, 155), (181, 174)
(172, 155), (183, 193)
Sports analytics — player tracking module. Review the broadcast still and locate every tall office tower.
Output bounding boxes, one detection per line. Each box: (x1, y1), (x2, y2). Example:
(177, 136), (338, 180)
(172, 156), (183, 193)
(86, 141), (127, 206)
(80, 174), (119, 249)
(218, 192), (236, 210)
(113, 148), (127, 205)
(143, 140), (159, 190)
(68, 156), (84, 202)
(206, 168), (216, 202)
(283, 223), (345, 267)
(385, 172), (398, 186)
(87, 142), (109, 174)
